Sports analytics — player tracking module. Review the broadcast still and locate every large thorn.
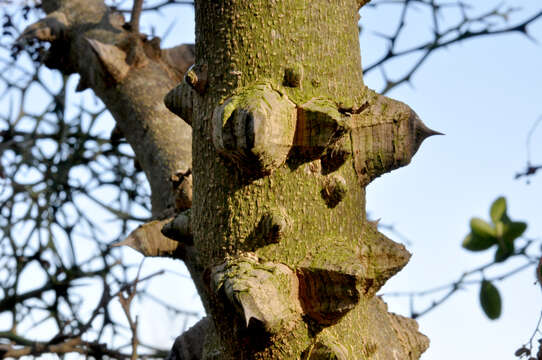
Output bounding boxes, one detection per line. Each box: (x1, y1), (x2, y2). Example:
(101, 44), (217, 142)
(112, 218), (181, 257)
(297, 267), (359, 326)
(210, 255), (302, 334)
(293, 98), (350, 161)
(211, 83), (297, 176)
(164, 82), (194, 126)
(162, 210), (193, 245)
(358, 221), (412, 296)
(293, 223), (411, 310)
(351, 89), (441, 186)
(87, 38), (130, 83)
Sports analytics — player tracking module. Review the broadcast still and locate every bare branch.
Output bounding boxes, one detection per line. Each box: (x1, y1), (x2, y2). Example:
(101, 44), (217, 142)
(129, 0), (144, 33)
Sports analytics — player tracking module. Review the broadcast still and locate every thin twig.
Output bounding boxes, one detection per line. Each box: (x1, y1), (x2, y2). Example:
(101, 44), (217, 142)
(129, 0), (144, 33)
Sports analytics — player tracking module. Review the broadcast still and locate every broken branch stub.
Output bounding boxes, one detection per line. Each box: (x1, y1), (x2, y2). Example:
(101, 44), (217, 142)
(351, 90), (441, 186)
(212, 83), (297, 176)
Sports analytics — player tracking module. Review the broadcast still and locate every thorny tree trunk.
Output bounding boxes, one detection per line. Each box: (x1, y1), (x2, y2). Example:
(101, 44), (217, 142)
(22, 0), (437, 359)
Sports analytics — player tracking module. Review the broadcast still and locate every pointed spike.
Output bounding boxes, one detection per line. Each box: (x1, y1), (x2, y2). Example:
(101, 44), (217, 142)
(111, 235), (135, 249)
(237, 295), (264, 328)
(111, 219), (180, 256)
(416, 116), (444, 136)
(429, 129), (445, 136)
(412, 111), (443, 149)
(244, 315), (252, 327)
(210, 257), (302, 334)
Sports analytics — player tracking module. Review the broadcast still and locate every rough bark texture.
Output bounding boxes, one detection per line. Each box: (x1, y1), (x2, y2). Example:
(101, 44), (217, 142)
(23, 0), (435, 359)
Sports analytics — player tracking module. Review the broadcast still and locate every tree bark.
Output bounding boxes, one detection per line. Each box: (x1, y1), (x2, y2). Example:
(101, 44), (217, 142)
(23, 0), (434, 358)
(168, 0), (432, 358)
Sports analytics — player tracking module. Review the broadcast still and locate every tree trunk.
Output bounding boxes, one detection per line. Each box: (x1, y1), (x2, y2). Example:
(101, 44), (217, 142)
(169, 0), (432, 358)
(23, 0), (434, 358)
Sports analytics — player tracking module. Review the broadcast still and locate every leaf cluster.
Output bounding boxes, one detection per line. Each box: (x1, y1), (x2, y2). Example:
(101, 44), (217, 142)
(463, 197), (527, 262)
(462, 197), (528, 320)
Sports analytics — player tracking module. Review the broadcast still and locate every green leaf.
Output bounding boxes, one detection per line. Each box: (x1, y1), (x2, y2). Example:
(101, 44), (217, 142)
(462, 233), (497, 251)
(495, 221), (504, 238)
(503, 221), (527, 242)
(470, 218), (496, 239)
(490, 197), (507, 224)
(479, 280), (502, 320)
(494, 242), (514, 263)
